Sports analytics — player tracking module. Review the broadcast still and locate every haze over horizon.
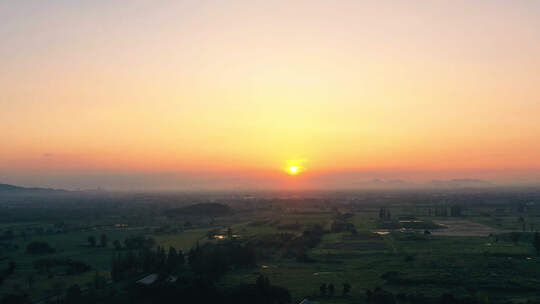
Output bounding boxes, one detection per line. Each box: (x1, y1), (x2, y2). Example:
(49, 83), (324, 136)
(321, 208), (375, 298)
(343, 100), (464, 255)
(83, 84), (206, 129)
(2, 1), (540, 190)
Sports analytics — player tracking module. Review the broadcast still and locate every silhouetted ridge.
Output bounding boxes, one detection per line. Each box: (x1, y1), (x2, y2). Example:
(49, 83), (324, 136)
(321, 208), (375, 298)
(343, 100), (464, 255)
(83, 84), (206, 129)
(0, 183), (67, 193)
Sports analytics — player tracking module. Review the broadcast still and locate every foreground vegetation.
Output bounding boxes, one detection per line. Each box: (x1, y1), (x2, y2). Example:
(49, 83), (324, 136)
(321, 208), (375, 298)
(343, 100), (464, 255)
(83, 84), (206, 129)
(1, 188), (540, 303)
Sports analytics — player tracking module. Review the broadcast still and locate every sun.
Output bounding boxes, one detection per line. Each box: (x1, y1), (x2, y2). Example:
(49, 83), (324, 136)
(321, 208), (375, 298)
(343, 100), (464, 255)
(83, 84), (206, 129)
(288, 166), (298, 175)
(284, 159), (306, 175)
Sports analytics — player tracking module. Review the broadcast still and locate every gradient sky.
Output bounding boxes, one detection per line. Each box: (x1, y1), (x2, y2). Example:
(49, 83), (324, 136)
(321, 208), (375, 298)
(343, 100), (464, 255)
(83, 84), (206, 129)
(2, 1), (540, 190)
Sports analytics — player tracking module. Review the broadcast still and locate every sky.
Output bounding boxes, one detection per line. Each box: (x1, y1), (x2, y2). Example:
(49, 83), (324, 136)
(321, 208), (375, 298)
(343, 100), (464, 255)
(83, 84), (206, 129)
(2, 0), (540, 190)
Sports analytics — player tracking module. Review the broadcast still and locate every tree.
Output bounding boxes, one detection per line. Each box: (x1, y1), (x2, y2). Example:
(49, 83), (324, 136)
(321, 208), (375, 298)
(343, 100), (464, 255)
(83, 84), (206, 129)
(167, 246), (179, 270)
(320, 283), (327, 295)
(111, 255), (120, 282)
(124, 235), (155, 250)
(510, 232), (521, 245)
(26, 241), (55, 254)
(26, 273), (35, 289)
(94, 271), (107, 289)
(379, 207), (391, 220)
(156, 246), (167, 270)
(256, 274), (270, 292)
(518, 217), (526, 231)
(7, 261), (15, 275)
(224, 275), (291, 304)
(533, 231), (540, 256)
(113, 240), (122, 250)
(1, 230), (14, 241)
(366, 287), (395, 304)
(343, 282), (351, 296)
(88, 235), (96, 247)
(52, 280), (66, 298)
(65, 284), (82, 304)
(100, 234), (108, 247)
(178, 250), (185, 266)
(450, 205), (462, 217)
(440, 293), (457, 304)
(188, 242), (200, 266)
(328, 283), (335, 296)
(166, 246), (185, 271)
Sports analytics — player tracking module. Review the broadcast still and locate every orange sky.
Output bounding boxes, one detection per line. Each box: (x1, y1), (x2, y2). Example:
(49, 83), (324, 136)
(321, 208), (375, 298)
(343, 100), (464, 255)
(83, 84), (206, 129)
(2, 1), (540, 190)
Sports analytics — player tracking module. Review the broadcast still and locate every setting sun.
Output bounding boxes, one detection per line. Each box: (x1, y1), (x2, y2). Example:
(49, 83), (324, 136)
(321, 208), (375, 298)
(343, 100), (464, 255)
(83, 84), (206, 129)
(285, 160), (306, 176)
(288, 166), (298, 175)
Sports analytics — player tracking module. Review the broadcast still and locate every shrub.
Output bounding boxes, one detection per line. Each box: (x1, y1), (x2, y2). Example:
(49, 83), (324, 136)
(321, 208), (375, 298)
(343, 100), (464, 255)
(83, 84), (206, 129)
(26, 242), (55, 255)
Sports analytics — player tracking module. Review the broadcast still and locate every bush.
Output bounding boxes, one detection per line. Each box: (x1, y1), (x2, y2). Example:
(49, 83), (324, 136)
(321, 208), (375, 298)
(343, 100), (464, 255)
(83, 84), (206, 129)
(330, 221), (356, 233)
(188, 241), (256, 279)
(26, 242), (55, 255)
(65, 284), (82, 304)
(124, 236), (155, 250)
(404, 254), (416, 262)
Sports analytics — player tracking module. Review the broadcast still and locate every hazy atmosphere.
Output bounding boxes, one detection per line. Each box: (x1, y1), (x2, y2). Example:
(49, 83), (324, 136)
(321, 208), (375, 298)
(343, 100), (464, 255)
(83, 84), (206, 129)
(2, 0), (540, 190)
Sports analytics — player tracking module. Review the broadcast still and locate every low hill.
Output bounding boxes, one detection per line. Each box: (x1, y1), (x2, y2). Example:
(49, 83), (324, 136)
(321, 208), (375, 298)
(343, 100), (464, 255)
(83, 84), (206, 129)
(0, 183), (67, 193)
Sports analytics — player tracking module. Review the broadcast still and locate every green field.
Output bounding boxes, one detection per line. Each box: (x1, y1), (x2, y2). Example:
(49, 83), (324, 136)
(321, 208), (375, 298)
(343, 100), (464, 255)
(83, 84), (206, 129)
(218, 211), (540, 303)
(2, 191), (540, 303)
(0, 226), (208, 301)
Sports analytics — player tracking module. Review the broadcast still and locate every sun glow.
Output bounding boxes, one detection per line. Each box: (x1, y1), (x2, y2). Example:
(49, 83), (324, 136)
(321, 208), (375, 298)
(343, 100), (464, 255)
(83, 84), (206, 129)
(284, 159), (306, 176)
(289, 166), (298, 174)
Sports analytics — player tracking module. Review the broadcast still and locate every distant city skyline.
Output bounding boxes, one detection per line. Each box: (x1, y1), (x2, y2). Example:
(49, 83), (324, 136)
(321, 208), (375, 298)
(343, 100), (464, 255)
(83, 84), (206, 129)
(2, 1), (540, 190)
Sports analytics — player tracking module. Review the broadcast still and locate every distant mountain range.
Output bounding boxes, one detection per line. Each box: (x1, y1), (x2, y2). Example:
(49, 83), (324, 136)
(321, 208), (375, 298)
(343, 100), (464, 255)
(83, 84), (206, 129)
(0, 178), (495, 194)
(0, 184), (68, 193)
(358, 178), (494, 189)
(426, 179), (494, 188)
